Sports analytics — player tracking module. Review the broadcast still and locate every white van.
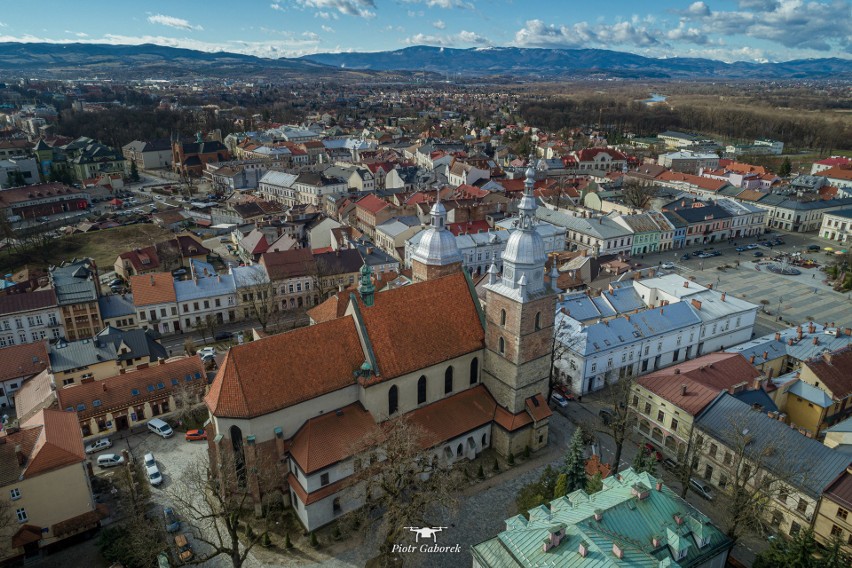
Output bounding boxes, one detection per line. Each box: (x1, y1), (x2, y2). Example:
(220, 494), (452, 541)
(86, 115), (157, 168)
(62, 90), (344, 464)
(147, 418), (174, 439)
(97, 453), (125, 469)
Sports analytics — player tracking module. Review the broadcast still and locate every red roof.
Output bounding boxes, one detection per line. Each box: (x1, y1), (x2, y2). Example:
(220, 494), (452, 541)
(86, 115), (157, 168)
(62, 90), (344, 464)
(288, 402), (380, 474)
(803, 346), (852, 400)
(574, 148), (627, 162)
(446, 220), (491, 236)
(637, 352), (761, 416)
(356, 193), (389, 215)
(657, 171), (729, 192)
(816, 157), (852, 167)
(205, 315), (365, 418)
(129, 272), (176, 306)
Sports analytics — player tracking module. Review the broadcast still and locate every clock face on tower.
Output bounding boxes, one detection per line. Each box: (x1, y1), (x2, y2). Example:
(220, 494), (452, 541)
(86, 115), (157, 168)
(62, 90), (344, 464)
(504, 267), (514, 282)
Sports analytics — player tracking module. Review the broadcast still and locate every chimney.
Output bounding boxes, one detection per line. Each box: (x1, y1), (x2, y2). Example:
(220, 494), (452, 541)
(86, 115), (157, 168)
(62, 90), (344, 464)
(119, 368), (126, 374)
(660, 308), (664, 315)
(796, 326), (803, 340)
(846, 328), (852, 336)
(594, 509), (603, 521)
(612, 543), (624, 559)
(15, 444), (25, 466)
(681, 383), (687, 395)
(683, 281), (689, 288)
(102, 382), (107, 391)
(578, 542), (589, 558)
(721, 292), (726, 302)
(775, 332), (781, 341)
(150, 275), (155, 286)
(809, 322), (816, 334)
(674, 368), (681, 374)
(823, 352), (833, 364)
(691, 299), (702, 310)
(813, 337), (819, 345)
(763, 351), (768, 360)
(707, 283), (713, 290)
(749, 355), (755, 364)
(656, 481), (663, 491)
(788, 338), (794, 346)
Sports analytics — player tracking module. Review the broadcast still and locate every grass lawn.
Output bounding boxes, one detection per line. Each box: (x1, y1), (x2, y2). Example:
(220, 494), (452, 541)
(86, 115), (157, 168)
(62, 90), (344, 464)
(0, 224), (173, 275)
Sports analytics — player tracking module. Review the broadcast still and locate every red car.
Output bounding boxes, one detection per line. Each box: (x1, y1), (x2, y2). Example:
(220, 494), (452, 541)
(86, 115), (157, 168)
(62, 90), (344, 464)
(185, 428), (208, 441)
(643, 443), (663, 462)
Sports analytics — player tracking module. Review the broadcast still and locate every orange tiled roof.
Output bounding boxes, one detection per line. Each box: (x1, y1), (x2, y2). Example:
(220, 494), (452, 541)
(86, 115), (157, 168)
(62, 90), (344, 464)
(0, 340), (48, 383)
(736, 189), (763, 201)
(288, 402), (381, 474)
(525, 393), (552, 422)
(657, 171), (728, 192)
(130, 272), (176, 306)
(205, 315), (364, 418)
(493, 405), (533, 431)
(306, 294), (347, 324)
(287, 471), (356, 505)
(804, 346), (852, 400)
(357, 271), (484, 380)
(0, 409), (88, 480)
(406, 385), (496, 448)
(726, 162), (767, 175)
(56, 357), (205, 421)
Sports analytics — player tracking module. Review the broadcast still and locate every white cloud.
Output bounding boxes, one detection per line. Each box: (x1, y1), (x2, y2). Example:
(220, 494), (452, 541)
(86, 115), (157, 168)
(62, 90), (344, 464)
(147, 14), (203, 31)
(0, 22), (7, 28)
(432, 20), (446, 30)
(403, 0), (475, 9)
(270, 2), (285, 11)
(404, 29), (489, 47)
(321, 25), (335, 33)
(294, 0), (376, 19)
(514, 19), (658, 49)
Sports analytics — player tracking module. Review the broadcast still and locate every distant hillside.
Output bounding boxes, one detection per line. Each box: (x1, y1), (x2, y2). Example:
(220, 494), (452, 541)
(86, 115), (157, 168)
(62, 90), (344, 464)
(0, 42), (333, 79)
(301, 46), (852, 80)
(0, 42), (848, 80)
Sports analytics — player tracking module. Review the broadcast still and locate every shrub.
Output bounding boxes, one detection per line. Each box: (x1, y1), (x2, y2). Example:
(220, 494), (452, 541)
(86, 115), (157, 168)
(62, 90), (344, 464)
(285, 533), (293, 549)
(508, 452), (515, 466)
(261, 533), (272, 548)
(310, 532), (319, 548)
(477, 464), (485, 479)
(493, 459), (500, 472)
(523, 445), (531, 459)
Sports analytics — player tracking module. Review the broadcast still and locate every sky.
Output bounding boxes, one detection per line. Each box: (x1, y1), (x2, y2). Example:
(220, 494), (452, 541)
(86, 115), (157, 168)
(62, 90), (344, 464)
(0, 1), (849, 63)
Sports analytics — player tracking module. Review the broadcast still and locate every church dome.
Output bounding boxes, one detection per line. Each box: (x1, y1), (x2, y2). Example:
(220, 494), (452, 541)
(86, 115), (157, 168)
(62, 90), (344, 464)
(503, 228), (546, 267)
(412, 227), (463, 266)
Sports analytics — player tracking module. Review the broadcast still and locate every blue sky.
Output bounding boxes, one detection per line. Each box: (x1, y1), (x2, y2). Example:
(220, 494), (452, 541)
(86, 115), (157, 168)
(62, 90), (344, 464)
(0, 1), (849, 62)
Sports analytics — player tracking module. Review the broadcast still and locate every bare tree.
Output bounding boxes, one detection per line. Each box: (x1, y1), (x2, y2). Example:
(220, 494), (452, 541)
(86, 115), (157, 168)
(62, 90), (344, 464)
(350, 416), (464, 567)
(167, 449), (274, 568)
(312, 255), (341, 303)
(240, 268), (280, 333)
(672, 425), (706, 499)
(621, 178), (658, 210)
(0, 497), (16, 560)
(599, 371), (638, 475)
(172, 381), (204, 426)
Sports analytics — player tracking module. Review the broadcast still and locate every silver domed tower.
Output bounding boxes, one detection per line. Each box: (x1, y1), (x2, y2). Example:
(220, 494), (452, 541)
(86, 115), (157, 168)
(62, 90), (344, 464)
(499, 158), (547, 298)
(411, 188), (463, 282)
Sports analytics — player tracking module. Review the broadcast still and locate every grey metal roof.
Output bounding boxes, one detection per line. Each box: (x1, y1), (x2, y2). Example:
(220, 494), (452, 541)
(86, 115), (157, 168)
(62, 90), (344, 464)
(49, 326), (166, 372)
(98, 294), (136, 319)
(535, 208), (632, 240)
(49, 259), (99, 305)
(696, 393), (850, 498)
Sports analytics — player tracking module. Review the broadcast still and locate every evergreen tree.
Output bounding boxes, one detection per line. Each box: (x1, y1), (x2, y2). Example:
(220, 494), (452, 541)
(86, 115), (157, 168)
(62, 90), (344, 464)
(778, 157), (792, 178)
(586, 473), (604, 494)
(753, 528), (819, 568)
(553, 474), (569, 499)
(563, 428), (587, 493)
(631, 446), (657, 475)
(129, 161), (140, 182)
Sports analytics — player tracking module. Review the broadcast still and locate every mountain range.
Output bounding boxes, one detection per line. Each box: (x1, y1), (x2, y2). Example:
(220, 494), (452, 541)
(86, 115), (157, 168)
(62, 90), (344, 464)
(0, 42), (849, 80)
(301, 46), (852, 80)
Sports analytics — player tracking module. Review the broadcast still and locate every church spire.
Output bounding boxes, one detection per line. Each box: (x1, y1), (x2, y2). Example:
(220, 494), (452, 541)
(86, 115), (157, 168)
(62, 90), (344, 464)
(358, 262), (375, 307)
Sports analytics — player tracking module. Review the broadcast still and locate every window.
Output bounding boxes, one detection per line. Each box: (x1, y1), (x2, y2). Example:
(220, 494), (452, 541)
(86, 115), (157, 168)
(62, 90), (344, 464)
(718, 474), (728, 488)
(444, 367), (453, 394)
(830, 524), (842, 537)
(388, 385), (398, 415)
(500, 309), (506, 326)
(704, 464), (714, 480)
(470, 357), (479, 385)
(723, 452), (732, 465)
(320, 473), (330, 486)
(591, 362), (597, 373)
(9, 488), (20, 500)
(15, 508), (27, 522)
(632, 395), (639, 407)
(643, 402), (651, 415)
(417, 376), (426, 404)
(498, 337), (505, 355)
(215, 299), (221, 307)
(789, 522), (801, 536)
(837, 507), (849, 521)
(534, 312), (541, 331)
(708, 443), (717, 458)
(670, 418), (679, 431)
(797, 498), (808, 513)
(657, 410), (665, 422)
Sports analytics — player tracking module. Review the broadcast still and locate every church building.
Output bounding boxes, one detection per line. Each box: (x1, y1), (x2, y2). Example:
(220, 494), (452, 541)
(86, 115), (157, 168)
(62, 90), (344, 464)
(203, 163), (561, 530)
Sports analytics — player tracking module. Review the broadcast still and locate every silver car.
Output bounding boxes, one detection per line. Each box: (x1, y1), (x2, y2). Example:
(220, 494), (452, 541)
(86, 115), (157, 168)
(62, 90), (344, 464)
(689, 478), (715, 500)
(84, 437), (113, 454)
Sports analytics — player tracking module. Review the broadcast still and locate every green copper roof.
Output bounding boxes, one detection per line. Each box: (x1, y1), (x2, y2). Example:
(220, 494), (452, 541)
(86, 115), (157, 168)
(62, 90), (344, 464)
(471, 469), (732, 567)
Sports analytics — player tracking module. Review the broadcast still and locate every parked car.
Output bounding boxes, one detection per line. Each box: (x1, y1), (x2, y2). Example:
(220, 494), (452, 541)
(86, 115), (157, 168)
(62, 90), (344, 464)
(185, 429), (208, 442)
(735, 246), (747, 252)
(599, 408), (614, 425)
(661, 261), (675, 269)
(147, 418), (174, 439)
(164, 507), (180, 533)
(213, 331), (233, 341)
(643, 443), (663, 462)
(753, 251), (764, 257)
(691, 250), (703, 257)
(689, 478), (715, 500)
(710, 250), (722, 257)
(662, 458), (679, 471)
(172, 268), (187, 277)
(37, 216), (50, 223)
(697, 252), (714, 259)
(144, 452), (163, 486)
(760, 241), (774, 247)
(108, 278), (124, 287)
(175, 534), (194, 563)
(550, 393), (568, 407)
(681, 253), (691, 261)
(772, 239), (785, 246)
(97, 453), (125, 469)
(746, 243), (759, 250)
(85, 438), (113, 454)
(198, 347), (216, 359)
(808, 244), (821, 251)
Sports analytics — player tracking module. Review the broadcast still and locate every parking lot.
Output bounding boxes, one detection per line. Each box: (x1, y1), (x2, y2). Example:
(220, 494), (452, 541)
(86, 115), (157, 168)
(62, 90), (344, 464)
(619, 230), (852, 334)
